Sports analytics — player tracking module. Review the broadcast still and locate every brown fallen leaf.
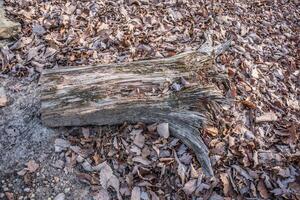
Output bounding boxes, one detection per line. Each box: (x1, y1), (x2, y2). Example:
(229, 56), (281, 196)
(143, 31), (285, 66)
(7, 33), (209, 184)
(133, 132), (145, 148)
(149, 191), (159, 200)
(256, 112), (278, 123)
(17, 168), (27, 176)
(131, 186), (141, 200)
(99, 162), (121, 200)
(258, 151), (282, 164)
(93, 188), (110, 200)
(228, 135), (235, 147)
(174, 150), (186, 184)
(92, 153), (101, 165)
(205, 126), (218, 136)
(257, 179), (270, 199)
(220, 173), (231, 196)
(27, 47), (40, 61)
(241, 100), (256, 109)
(76, 172), (96, 185)
(132, 156), (151, 165)
(5, 192), (14, 200)
(26, 160), (39, 173)
(183, 179), (197, 195)
(232, 165), (253, 181)
(190, 164), (199, 179)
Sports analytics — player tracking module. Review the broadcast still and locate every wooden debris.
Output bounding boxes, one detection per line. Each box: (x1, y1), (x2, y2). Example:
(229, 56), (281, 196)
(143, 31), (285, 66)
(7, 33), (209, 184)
(40, 42), (230, 176)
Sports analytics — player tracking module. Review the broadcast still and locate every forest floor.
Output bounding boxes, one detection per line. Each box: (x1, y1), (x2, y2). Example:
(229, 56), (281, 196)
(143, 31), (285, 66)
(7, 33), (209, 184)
(0, 0), (299, 200)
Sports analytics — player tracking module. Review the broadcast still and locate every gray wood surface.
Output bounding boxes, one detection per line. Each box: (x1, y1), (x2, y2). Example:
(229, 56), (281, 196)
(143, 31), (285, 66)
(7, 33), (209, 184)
(40, 42), (230, 176)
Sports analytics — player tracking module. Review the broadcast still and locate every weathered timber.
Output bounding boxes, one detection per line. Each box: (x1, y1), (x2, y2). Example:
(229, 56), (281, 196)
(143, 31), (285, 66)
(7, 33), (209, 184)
(40, 42), (230, 176)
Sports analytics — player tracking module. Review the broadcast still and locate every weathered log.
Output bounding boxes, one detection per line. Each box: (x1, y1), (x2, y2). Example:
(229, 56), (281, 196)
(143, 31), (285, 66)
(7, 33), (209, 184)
(40, 42), (230, 176)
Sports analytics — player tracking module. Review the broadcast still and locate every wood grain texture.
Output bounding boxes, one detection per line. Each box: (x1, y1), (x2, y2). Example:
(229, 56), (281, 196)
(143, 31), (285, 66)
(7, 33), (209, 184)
(40, 42), (230, 176)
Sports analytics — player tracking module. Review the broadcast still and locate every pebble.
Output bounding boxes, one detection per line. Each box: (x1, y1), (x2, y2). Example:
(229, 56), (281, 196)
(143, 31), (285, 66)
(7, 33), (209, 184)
(52, 160), (65, 169)
(54, 193), (65, 200)
(64, 188), (70, 193)
(24, 188), (30, 192)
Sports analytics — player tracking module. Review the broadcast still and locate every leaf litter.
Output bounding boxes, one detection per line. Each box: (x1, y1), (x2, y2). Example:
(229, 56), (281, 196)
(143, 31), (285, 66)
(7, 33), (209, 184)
(0, 0), (299, 199)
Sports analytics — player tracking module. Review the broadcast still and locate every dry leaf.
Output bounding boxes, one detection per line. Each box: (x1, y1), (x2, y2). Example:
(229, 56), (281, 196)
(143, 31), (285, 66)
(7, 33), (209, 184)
(257, 179), (270, 199)
(131, 186), (141, 200)
(178, 162), (186, 184)
(157, 123), (170, 138)
(205, 126), (219, 136)
(32, 24), (46, 35)
(174, 150), (186, 184)
(183, 179), (197, 195)
(220, 173), (231, 196)
(99, 23), (109, 31)
(92, 153), (101, 165)
(93, 189), (110, 200)
(5, 192), (14, 200)
(26, 160), (39, 173)
(149, 191), (159, 200)
(133, 132), (145, 148)
(256, 112), (278, 123)
(99, 162), (121, 199)
(132, 156), (151, 165)
(232, 165), (253, 181)
(190, 164), (199, 178)
(241, 100), (256, 109)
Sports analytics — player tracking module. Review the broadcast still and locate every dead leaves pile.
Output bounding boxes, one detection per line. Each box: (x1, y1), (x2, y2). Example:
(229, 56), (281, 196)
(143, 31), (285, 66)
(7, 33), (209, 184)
(202, 1), (299, 199)
(1, 0), (299, 199)
(56, 124), (217, 199)
(1, 0), (214, 76)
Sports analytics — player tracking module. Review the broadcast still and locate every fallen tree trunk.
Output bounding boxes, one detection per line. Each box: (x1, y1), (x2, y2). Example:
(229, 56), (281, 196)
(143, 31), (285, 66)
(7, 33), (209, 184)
(40, 42), (230, 177)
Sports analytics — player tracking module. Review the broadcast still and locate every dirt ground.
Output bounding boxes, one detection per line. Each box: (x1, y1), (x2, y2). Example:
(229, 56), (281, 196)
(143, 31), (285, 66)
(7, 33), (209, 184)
(0, 77), (87, 199)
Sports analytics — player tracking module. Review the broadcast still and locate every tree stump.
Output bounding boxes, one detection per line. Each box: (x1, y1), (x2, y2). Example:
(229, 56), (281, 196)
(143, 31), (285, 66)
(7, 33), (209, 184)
(40, 42), (230, 176)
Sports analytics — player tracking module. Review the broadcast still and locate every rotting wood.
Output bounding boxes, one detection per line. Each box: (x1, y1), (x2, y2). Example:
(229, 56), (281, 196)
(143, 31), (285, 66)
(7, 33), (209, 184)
(40, 41), (231, 177)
